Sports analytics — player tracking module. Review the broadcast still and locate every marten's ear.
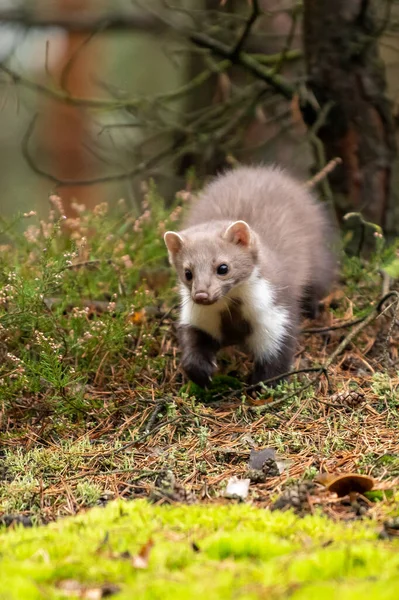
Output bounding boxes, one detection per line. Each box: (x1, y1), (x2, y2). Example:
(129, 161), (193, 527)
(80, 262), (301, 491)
(223, 221), (252, 247)
(164, 231), (184, 255)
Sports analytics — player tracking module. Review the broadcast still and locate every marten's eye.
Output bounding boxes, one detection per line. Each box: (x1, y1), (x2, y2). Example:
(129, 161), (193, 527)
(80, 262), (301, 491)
(217, 264), (229, 275)
(185, 269), (193, 281)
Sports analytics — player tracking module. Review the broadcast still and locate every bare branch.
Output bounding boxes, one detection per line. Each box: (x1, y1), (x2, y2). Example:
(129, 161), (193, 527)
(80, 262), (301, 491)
(188, 30), (295, 100)
(305, 157), (342, 189)
(0, 9), (168, 34)
(22, 115), (189, 186)
(1, 4), (323, 189)
(271, 2), (301, 74)
(0, 64), (140, 110)
(231, 0), (261, 59)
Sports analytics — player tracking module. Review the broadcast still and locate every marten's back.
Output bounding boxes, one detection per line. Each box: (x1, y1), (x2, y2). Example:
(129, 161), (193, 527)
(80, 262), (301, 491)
(183, 165), (336, 298)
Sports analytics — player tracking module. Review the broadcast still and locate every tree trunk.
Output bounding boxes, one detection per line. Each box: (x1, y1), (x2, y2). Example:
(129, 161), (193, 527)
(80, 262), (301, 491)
(40, 0), (102, 217)
(303, 0), (398, 237)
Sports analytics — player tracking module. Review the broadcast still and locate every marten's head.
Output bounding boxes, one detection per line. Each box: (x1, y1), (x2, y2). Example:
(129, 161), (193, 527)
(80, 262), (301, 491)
(164, 220), (259, 305)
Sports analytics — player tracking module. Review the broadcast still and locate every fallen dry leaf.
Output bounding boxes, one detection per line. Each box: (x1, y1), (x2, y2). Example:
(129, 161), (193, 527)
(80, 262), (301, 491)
(132, 538), (154, 569)
(128, 309), (147, 325)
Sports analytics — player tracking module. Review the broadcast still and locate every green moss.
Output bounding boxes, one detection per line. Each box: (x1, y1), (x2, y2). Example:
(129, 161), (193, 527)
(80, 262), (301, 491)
(180, 374), (243, 402)
(1, 500), (399, 599)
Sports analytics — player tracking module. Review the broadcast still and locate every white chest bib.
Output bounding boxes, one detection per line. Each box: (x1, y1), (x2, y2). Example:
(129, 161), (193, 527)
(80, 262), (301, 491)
(179, 270), (289, 360)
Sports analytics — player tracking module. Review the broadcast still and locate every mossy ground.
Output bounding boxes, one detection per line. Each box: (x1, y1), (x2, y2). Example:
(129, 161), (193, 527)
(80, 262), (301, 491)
(2, 499), (399, 600)
(1, 185), (399, 595)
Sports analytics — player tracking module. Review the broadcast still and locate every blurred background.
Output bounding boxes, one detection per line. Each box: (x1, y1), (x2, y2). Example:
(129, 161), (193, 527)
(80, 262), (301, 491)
(0, 0), (398, 238)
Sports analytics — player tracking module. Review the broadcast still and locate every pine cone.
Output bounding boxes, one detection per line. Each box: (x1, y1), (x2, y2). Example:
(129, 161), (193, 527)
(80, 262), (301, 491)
(150, 470), (196, 505)
(246, 468), (267, 484)
(271, 481), (315, 514)
(379, 517), (399, 539)
(246, 458), (280, 483)
(331, 390), (365, 409)
(262, 457), (280, 478)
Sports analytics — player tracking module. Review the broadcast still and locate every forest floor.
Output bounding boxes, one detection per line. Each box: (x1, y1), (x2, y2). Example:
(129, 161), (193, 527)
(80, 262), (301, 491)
(1, 189), (399, 598)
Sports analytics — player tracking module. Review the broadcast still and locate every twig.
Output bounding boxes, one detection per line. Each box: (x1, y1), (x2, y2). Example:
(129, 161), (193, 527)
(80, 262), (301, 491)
(21, 114), (189, 186)
(305, 157), (342, 189)
(301, 316), (366, 334)
(63, 259), (113, 271)
(151, 304), (178, 337)
(253, 291), (399, 413)
(0, 6), (321, 132)
(271, 2), (300, 74)
(95, 416), (183, 458)
(323, 292), (396, 370)
(1, 59), (231, 111)
(306, 102), (336, 203)
(381, 294), (399, 366)
(381, 270), (391, 297)
(0, 64), (141, 110)
(249, 49), (302, 65)
(43, 297), (117, 312)
(141, 399), (168, 434)
(342, 213), (383, 257)
(60, 28), (106, 94)
(251, 371), (327, 413)
(189, 29), (295, 100)
(212, 366), (325, 401)
(231, 0), (261, 58)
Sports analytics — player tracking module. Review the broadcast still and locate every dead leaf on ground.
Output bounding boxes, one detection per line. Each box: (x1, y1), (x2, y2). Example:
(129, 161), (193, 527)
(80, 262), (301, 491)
(248, 396), (274, 406)
(127, 309), (147, 325)
(132, 538), (154, 569)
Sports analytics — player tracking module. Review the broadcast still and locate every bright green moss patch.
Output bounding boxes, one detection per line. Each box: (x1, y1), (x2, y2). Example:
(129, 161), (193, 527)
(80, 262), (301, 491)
(1, 500), (399, 599)
(180, 374), (243, 402)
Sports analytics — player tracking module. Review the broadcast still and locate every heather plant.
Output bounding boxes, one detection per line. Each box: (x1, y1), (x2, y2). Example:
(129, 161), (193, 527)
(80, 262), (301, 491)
(0, 182), (194, 416)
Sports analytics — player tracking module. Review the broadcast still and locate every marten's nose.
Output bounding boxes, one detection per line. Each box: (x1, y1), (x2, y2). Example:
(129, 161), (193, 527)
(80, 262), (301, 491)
(194, 291), (211, 305)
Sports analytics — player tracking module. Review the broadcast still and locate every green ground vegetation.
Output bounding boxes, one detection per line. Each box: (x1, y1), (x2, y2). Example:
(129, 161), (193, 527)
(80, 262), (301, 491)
(2, 500), (399, 600)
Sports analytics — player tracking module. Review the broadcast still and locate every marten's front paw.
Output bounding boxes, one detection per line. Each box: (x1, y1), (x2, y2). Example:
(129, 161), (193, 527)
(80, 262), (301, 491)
(182, 355), (217, 388)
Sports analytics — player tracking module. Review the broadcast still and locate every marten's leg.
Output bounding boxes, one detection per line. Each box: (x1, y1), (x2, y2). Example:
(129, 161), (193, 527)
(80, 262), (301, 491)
(301, 286), (322, 319)
(178, 325), (220, 388)
(247, 309), (299, 387)
(250, 338), (296, 386)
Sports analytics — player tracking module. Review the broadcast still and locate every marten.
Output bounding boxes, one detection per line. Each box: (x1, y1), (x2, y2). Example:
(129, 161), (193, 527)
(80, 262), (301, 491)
(164, 165), (336, 388)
